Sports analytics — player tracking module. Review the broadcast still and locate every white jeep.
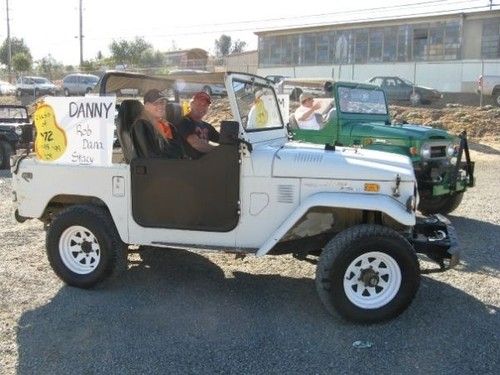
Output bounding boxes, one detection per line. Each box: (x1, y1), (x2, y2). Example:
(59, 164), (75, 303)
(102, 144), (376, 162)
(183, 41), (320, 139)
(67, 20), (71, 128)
(11, 72), (459, 323)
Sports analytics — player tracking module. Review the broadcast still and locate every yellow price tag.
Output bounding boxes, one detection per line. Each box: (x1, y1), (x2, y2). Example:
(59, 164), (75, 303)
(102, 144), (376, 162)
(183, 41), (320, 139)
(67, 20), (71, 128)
(34, 103), (67, 161)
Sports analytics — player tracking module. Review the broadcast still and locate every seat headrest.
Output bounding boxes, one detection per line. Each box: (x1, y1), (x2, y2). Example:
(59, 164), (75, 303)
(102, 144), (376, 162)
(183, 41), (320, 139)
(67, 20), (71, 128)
(165, 102), (183, 128)
(117, 99), (143, 163)
(118, 100), (144, 132)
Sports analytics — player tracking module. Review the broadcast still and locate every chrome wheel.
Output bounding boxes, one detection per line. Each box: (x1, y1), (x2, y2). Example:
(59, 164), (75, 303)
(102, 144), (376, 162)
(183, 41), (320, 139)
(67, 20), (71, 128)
(343, 251), (402, 309)
(59, 225), (101, 275)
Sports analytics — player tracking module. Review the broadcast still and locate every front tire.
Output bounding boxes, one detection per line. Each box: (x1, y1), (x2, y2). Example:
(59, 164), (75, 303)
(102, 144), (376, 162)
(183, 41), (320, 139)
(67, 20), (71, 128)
(493, 91), (500, 107)
(410, 92), (421, 105)
(202, 86), (212, 96)
(46, 205), (127, 288)
(64, 88), (70, 96)
(418, 192), (464, 215)
(315, 225), (420, 323)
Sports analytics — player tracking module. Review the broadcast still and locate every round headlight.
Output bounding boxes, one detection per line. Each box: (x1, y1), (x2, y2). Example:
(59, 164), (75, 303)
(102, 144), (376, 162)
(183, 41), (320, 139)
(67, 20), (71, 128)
(446, 142), (457, 157)
(420, 143), (431, 159)
(15, 126), (23, 136)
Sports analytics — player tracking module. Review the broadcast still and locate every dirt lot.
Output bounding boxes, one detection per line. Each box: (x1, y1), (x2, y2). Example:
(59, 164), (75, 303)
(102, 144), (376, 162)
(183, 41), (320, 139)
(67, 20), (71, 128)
(0, 95), (499, 374)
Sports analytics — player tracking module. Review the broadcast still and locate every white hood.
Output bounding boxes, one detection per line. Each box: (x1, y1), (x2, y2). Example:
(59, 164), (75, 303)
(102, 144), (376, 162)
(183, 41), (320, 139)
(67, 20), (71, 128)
(273, 142), (415, 181)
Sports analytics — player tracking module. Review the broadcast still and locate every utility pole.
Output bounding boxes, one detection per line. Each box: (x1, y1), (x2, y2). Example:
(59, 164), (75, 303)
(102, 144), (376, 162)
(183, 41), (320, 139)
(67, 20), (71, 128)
(490, 0), (493, 11)
(79, 0), (83, 67)
(6, 0), (12, 82)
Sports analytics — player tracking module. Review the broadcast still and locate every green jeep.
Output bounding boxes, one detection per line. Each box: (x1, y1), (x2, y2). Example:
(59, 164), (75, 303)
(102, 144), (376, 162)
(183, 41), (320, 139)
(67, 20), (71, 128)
(290, 81), (474, 215)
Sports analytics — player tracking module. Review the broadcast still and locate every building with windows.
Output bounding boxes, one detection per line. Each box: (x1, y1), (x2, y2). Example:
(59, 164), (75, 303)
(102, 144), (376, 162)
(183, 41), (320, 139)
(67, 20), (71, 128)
(255, 9), (500, 92)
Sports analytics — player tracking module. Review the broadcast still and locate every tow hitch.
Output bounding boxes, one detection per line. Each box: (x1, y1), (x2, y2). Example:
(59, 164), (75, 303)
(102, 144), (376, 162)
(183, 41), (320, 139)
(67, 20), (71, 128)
(410, 214), (460, 272)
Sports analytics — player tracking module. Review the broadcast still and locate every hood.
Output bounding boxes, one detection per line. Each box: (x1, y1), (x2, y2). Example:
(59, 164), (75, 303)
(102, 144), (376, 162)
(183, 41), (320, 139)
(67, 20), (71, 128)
(273, 142), (415, 181)
(38, 83), (56, 88)
(350, 121), (451, 141)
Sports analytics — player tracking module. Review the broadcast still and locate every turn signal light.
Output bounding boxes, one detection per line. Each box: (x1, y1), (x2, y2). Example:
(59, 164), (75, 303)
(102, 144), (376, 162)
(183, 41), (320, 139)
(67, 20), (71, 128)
(364, 183), (380, 192)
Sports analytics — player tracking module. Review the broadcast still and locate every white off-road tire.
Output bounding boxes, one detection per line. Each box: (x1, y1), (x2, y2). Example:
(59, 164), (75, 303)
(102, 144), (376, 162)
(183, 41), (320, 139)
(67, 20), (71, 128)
(46, 205), (127, 288)
(315, 224), (420, 323)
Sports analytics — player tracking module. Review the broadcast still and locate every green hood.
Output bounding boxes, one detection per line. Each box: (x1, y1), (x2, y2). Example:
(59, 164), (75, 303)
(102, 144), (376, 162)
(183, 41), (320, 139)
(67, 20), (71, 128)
(350, 121), (452, 142)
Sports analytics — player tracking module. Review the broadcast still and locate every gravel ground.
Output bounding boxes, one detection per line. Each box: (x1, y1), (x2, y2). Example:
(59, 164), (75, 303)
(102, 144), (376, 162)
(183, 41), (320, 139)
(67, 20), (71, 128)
(0, 143), (499, 375)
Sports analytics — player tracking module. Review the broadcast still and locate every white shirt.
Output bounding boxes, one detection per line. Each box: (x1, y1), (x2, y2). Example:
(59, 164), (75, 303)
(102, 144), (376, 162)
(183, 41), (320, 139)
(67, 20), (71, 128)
(294, 105), (321, 130)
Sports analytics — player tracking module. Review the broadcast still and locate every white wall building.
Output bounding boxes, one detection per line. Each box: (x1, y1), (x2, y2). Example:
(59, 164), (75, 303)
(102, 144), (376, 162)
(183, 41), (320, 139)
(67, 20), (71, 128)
(256, 10), (500, 93)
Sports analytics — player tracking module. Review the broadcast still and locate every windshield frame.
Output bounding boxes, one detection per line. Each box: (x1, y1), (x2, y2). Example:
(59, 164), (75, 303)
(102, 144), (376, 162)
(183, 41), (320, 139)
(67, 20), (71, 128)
(231, 78), (284, 133)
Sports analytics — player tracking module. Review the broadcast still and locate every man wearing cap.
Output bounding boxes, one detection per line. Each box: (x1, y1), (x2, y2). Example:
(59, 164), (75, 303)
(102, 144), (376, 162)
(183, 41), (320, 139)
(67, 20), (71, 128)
(131, 89), (185, 159)
(177, 91), (219, 159)
(294, 93), (322, 130)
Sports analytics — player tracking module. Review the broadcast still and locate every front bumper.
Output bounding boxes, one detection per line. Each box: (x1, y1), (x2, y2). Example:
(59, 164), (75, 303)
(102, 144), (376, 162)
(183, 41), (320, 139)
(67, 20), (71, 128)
(410, 214), (460, 271)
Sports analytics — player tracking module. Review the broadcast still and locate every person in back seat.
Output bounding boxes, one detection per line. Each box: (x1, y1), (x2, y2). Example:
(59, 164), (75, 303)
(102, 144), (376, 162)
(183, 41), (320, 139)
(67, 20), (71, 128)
(177, 92), (219, 159)
(131, 89), (185, 159)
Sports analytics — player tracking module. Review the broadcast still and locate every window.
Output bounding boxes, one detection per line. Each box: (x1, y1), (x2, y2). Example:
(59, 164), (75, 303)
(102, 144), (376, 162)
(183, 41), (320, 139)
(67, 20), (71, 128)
(397, 25), (411, 62)
(333, 31), (352, 64)
(370, 77), (384, 86)
(302, 33), (316, 65)
(354, 30), (368, 63)
(413, 25), (429, 60)
(482, 18), (500, 58)
(317, 33), (330, 64)
(338, 86), (387, 115)
(428, 23), (444, 60)
(369, 29), (384, 62)
(383, 27), (398, 62)
(444, 21), (461, 60)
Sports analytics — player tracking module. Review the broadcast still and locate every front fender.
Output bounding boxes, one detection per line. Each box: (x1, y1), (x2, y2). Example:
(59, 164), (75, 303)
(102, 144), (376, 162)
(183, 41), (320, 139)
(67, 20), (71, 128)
(256, 192), (414, 256)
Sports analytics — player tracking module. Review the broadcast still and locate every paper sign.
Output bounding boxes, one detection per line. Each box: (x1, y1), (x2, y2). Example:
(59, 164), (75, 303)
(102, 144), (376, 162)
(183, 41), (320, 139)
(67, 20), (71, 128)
(33, 97), (116, 166)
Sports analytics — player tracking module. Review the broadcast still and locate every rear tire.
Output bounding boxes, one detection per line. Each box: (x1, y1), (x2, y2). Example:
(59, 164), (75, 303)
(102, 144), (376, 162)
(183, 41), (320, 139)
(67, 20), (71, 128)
(0, 140), (13, 170)
(315, 224), (420, 323)
(46, 205), (127, 288)
(493, 91), (500, 107)
(418, 192), (464, 215)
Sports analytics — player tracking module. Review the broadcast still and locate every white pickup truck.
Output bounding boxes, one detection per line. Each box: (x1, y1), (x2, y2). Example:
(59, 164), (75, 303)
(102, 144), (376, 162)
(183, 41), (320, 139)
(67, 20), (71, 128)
(478, 75), (500, 106)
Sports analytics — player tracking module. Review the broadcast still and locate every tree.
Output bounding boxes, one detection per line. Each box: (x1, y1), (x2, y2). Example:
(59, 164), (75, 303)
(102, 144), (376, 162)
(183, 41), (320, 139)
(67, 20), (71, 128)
(215, 35), (247, 57)
(109, 37), (152, 66)
(12, 52), (32, 73)
(36, 55), (64, 80)
(141, 49), (164, 67)
(231, 40), (247, 54)
(0, 37), (32, 66)
(214, 34), (232, 57)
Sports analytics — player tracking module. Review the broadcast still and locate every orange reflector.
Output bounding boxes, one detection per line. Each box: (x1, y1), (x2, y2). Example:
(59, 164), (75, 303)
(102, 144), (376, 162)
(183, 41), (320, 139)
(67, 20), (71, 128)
(409, 147), (418, 155)
(364, 183), (380, 192)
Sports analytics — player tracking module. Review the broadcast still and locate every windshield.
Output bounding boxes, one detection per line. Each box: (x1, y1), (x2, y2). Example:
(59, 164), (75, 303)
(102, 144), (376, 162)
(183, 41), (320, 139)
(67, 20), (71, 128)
(401, 78), (414, 86)
(232, 79), (283, 131)
(33, 77), (49, 84)
(338, 86), (387, 115)
(0, 107), (28, 120)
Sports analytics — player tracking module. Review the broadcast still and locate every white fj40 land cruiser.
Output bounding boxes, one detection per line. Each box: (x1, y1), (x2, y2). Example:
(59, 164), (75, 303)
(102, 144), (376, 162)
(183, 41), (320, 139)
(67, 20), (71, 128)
(12, 72), (459, 323)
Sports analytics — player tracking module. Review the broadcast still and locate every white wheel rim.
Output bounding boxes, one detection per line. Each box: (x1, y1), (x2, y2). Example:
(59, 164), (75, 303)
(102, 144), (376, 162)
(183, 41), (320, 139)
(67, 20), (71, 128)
(59, 225), (101, 275)
(343, 251), (402, 309)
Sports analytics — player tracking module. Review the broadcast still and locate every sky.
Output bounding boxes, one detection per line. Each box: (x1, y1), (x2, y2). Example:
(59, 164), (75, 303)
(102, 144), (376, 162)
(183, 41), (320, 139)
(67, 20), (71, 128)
(0, 0), (497, 66)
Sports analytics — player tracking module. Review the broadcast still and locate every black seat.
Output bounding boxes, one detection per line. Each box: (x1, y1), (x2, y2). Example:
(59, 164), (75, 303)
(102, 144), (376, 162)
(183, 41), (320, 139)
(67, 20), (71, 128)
(165, 102), (183, 128)
(117, 99), (144, 163)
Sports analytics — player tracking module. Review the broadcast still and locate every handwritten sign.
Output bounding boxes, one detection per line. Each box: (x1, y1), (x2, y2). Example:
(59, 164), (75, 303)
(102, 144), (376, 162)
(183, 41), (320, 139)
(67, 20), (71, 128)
(33, 97), (116, 166)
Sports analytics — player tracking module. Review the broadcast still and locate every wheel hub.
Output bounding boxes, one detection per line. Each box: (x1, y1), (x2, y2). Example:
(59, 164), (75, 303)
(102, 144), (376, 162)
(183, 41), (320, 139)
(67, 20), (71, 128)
(359, 267), (380, 287)
(81, 240), (93, 254)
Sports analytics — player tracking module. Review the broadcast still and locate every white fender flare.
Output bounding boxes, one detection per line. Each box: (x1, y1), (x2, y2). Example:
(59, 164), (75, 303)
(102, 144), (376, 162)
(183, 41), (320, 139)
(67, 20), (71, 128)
(256, 192), (414, 257)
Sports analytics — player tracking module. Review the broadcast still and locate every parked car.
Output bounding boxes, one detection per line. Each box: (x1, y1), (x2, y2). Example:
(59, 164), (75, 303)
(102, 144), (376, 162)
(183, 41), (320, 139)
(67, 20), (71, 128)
(11, 71), (459, 324)
(16, 76), (57, 97)
(62, 73), (100, 96)
(0, 105), (34, 169)
(368, 76), (442, 105)
(266, 75), (331, 101)
(0, 80), (16, 96)
(291, 81), (474, 215)
(167, 70), (226, 97)
(477, 75), (500, 107)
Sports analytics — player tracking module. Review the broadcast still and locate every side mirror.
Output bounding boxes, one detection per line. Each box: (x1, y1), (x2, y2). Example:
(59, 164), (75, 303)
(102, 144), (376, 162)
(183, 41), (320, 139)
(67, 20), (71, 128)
(219, 120), (239, 145)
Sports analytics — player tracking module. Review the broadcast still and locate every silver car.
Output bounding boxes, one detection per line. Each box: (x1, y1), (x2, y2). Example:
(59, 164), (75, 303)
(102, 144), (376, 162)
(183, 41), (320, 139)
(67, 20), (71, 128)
(62, 74), (100, 96)
(16, 76), (57, 97)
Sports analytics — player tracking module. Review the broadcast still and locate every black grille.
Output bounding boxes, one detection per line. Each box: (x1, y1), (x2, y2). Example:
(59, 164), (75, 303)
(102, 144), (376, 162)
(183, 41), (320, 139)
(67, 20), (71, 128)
(430, 145), (446, 158)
